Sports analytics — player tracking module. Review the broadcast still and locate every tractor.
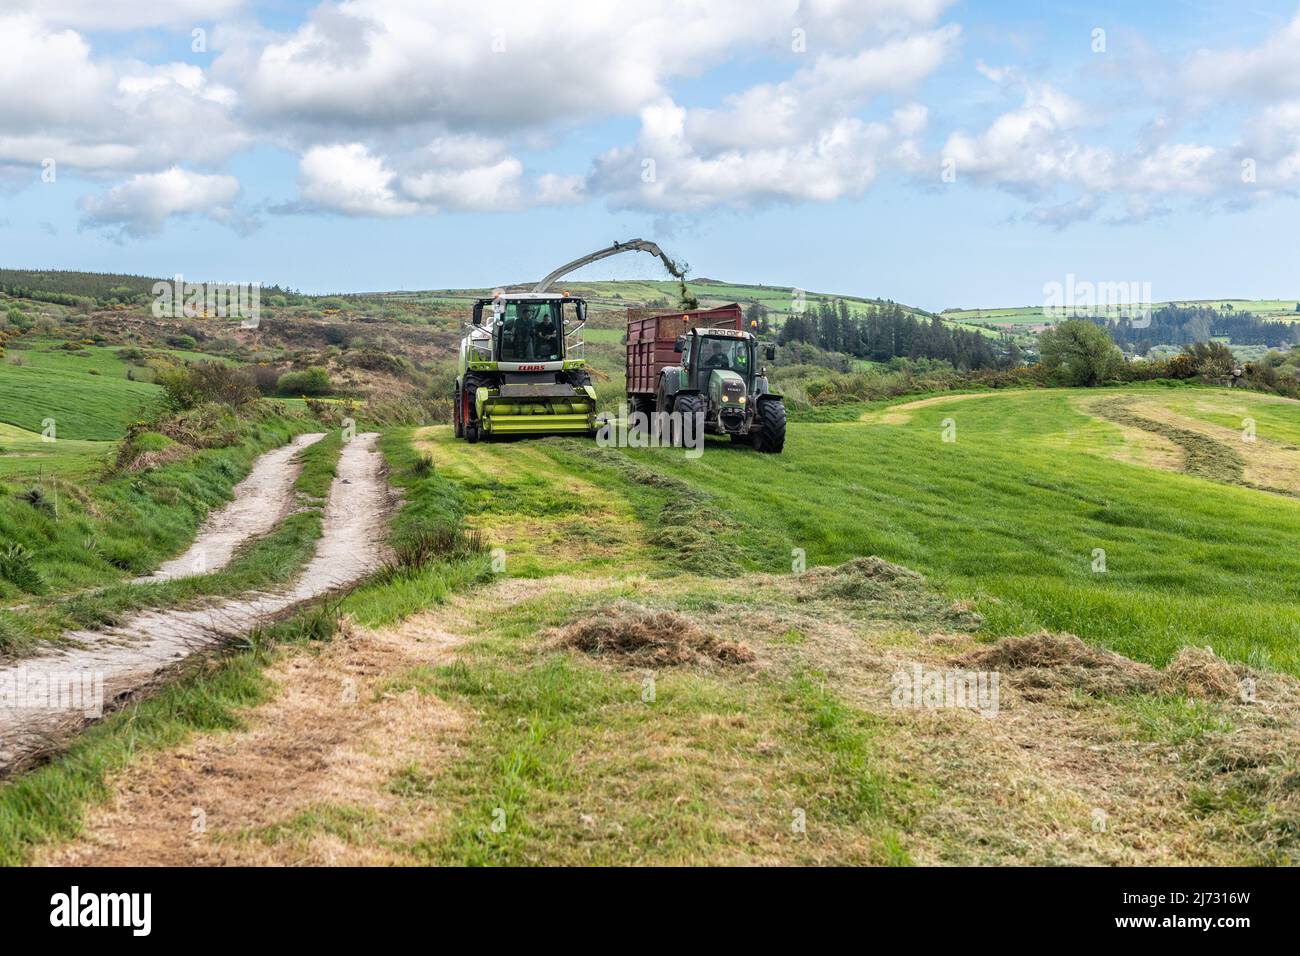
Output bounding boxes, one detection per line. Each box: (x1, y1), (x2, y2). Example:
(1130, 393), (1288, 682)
(628, 306), (785, 453)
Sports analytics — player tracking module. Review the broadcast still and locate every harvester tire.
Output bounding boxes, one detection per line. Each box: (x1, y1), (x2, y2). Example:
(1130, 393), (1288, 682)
(672, 393), (704, 448)
(755, 399), (786, 454)
(461, 372), (491, 443)
(454, 385), (464, 438)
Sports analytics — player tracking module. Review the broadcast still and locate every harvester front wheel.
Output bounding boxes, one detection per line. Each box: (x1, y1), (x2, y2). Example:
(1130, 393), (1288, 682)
(754, 398), (786, 454)
(461, 373), (491, 443)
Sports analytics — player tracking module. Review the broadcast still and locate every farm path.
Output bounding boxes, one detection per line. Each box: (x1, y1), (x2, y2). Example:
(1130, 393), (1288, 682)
(136, 431), (327, 582)
(0, 433), (391, 774)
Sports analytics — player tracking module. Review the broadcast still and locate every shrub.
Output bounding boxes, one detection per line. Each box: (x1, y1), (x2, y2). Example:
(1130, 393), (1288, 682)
(277, 366), (332, 396)
(157, 362), (261, 410)
(0, 544), (45, 594)
(246, 364), (283, 396)
(1039, 320), (1123, 386)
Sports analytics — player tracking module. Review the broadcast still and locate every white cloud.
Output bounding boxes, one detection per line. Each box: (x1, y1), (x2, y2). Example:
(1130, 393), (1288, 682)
(1182, 12), (1300, 101)
(0, 14), (249, 178)
(294, 138), (579, 216)
(5, 1), (246, 31)
(589, 25), (957, 211)
(239, 0), (802, 134)
(299, 143), (419, 217)
(79, 167), (242, 237)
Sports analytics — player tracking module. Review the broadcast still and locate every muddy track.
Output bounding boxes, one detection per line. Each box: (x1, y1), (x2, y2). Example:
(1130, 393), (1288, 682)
(137, 432), (327, 582)
(0, 433), (392, 774)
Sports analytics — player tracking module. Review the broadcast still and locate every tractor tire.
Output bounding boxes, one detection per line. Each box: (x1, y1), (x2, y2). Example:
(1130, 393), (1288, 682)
(465, 419), (480, 444)
(453, 384), (464, 438)
(754, 399), (786, 454)
(672, 393), (704, 448)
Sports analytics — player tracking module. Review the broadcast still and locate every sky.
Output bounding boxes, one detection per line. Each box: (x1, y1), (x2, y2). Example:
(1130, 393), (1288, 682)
(1, 0), (1299, 310)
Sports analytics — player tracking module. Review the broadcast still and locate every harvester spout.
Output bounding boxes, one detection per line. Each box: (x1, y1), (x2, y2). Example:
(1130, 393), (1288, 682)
(531, 238), (685, 293)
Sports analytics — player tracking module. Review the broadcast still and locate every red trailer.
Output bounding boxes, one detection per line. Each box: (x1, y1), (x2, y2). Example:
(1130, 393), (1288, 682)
(625, 303), (744, 403)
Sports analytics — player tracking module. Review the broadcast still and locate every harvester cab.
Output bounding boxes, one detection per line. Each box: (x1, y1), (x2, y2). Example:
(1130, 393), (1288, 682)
(455, 291), (596, 442)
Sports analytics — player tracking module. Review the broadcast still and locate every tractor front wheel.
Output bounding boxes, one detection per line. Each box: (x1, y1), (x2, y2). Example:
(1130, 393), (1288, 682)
(672, 393), (704, 447)
(754, 399), (786, 454)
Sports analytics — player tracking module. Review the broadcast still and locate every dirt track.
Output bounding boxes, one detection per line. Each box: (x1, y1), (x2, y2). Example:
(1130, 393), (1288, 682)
(0, 432), (391, 774)
(137, 432), (326, 582)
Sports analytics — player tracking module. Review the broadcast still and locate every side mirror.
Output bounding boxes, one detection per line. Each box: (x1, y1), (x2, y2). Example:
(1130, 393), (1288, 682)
(472, 303), (484, 326)
(576, 301), (587, 324)
(674, 336), (685, 353)
(765, 345), (776, 361)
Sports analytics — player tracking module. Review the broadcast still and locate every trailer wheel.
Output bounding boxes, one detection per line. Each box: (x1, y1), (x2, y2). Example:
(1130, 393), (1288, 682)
(672, 393), (704, 447)
(755, 399), (786, 454)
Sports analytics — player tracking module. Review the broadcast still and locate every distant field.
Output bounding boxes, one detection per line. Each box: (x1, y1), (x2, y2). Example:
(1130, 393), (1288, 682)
(0, 360), (160, 440)
(945, 299), (1300, 327)
(382, 278), (937, 324)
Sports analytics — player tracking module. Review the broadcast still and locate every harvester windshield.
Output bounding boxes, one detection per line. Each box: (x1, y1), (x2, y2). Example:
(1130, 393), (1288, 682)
(496, 301), (564, 362)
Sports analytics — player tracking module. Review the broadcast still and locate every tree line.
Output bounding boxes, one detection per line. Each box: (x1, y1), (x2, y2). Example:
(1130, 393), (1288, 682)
(1099, 304), (1300, 351)
(774, 299), (1015, 370)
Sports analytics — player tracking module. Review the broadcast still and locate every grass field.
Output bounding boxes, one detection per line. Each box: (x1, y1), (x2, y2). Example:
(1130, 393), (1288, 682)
(0, 360), (160, 440)
(6, 382), (1300, 866)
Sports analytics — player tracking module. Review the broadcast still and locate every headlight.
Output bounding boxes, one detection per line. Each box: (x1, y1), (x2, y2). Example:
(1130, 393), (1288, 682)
(738, 396), (746, 404)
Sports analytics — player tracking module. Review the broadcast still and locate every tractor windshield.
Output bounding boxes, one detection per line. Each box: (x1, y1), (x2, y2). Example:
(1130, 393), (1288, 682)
(696, 336), (750, 373)
(496, 301), (564, 362)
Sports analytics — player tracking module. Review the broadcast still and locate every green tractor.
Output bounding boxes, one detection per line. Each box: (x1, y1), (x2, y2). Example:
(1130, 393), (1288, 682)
(454, 292), (597, 442)
(652, 325), (786, 453)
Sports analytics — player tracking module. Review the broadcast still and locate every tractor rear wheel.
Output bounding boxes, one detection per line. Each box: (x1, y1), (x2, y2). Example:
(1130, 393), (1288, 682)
(454, 384), (464, 438)
(672, 393), (704, 448)
(754, 399), (786, 454)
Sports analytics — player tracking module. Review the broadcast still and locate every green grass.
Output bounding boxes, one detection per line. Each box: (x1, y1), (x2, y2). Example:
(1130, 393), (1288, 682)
(536, 387), (1300, 675)
(0, 359), (160, 440)
(0, 422), (114, 480)
(366, 587), (910, 865)
(341, 428), (492, 628)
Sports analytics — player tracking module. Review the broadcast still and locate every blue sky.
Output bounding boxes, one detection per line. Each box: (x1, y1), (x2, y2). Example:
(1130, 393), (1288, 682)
(2, 0), (1299, 310)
